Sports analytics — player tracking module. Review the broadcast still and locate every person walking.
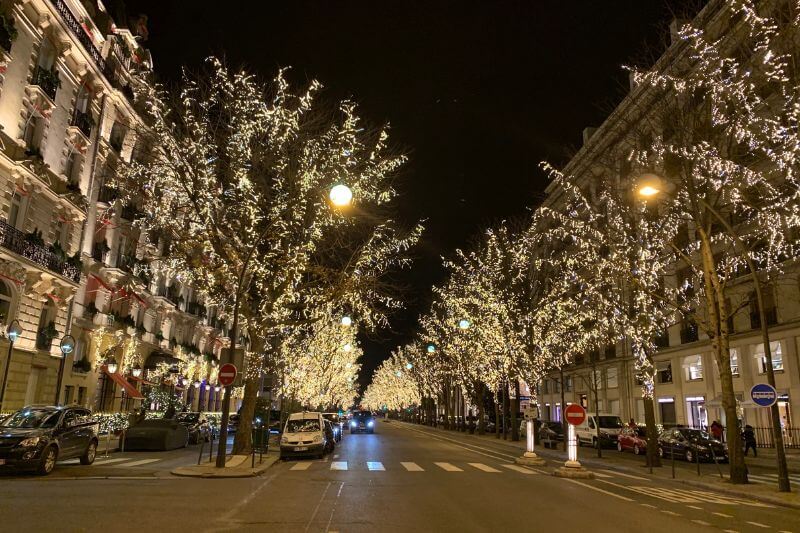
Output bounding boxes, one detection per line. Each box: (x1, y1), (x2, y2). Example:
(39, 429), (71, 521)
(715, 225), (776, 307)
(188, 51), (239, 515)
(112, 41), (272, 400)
(743, 425), (757, 457)
(710, 420), (724, 441)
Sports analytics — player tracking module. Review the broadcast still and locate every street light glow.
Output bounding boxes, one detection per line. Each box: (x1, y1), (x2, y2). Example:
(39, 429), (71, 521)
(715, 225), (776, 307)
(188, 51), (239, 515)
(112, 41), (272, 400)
(638, 185), (660, 197)
(458, 319), (471, 329)
(343, 343), (353, 352)
(406, 362), (413, 370)
(341, 315), (352, 327)
(426, 344), (436, 353)
(329, 184), (353, 207)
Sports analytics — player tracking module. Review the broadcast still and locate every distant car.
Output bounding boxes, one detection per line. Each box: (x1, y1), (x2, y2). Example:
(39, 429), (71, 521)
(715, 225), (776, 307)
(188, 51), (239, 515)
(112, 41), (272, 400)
(227, 414), (240, 434)
(349, 411), (375, 434)
(280, 412), (327, 459)
(658, 427), (728, 463)
(617, 426), (648, 455)
(322, 414), (343, 442)
(0, 405), (99, 475)
(124, 419), (189, 451)
(176, 412), (210, 444)
(539, 421), (564, 449)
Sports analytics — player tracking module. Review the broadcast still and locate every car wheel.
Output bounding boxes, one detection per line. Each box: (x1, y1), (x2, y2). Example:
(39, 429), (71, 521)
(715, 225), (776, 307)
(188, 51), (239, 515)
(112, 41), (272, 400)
(80, 440), (97, 465)
(593, 438), (599, 449)
(685, 449), (694, 462)
(37, 446), (58, 475)
(617, 441), (623, 452)
(634, 445), (641, 455)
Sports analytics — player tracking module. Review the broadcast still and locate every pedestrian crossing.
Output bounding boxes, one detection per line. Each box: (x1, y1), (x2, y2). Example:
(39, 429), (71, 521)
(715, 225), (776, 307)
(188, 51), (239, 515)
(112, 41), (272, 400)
(85, 457), (164, 468)
(747, 472), (800, 485)
(285, 460), (540, 474)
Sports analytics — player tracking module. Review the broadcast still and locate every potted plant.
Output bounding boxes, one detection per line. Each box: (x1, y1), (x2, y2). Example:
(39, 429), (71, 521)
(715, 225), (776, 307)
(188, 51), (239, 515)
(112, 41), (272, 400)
(154, 330), (164, 342)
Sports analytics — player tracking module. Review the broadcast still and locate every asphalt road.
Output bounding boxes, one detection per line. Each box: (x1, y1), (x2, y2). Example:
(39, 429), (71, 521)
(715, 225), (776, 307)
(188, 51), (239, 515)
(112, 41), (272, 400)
(1, 420), (798, 532)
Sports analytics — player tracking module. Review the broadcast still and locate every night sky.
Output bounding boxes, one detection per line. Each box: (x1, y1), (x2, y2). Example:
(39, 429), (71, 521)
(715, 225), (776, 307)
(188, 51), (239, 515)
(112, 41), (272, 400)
(126, 0), (698, 389)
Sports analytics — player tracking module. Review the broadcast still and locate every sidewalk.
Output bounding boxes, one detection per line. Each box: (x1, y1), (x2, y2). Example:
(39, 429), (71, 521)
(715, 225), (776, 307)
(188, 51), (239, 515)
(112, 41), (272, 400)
(171, 452), (279, 478)
(394, 421), (800, 509)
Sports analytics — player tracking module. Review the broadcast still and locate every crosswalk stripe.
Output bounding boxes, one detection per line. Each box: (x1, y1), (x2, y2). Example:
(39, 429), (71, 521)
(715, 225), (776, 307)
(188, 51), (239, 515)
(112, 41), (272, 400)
(434, 462), (463, 472)
(598, 469), (650, 481)
(401, 462), (424, 471)
(93, 457), (130, 465)
(119, 459), (160, 467)
(290, 462), (313, 471)
(501, 464), (536, 475)
(330, 461), (348, 471)
(468, 462), (501, 473)
(367, 462), (385, 471)
(592, 471), (612, 478)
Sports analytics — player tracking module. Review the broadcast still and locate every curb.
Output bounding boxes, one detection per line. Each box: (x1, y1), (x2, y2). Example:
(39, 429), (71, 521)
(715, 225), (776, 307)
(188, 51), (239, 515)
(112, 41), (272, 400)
(171, 454), (279, 479)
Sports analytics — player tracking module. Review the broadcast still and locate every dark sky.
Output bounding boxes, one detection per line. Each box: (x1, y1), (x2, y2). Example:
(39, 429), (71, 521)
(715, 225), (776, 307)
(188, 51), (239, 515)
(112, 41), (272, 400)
(126, 0), (698, 389)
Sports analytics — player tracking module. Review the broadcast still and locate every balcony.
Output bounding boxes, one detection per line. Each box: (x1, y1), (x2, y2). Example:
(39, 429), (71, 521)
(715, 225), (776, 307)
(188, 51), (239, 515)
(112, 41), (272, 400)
(97, 185), (117, 204)
(48, 0), (106, 73)
(71, 109), (94, 139)
(0, 220), (80, 282)
(31, 66), (60, 101)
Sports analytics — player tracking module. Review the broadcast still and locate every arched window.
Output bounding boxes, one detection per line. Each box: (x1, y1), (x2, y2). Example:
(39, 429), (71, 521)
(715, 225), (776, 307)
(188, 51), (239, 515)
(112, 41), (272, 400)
(0, 280), (15, 325)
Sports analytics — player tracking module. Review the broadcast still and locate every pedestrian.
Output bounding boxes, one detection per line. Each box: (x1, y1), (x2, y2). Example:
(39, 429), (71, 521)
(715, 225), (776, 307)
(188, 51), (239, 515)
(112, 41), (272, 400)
(743, 425), (757, 457)
(710, 420), (723, 441)
(628, 418), (637, 429)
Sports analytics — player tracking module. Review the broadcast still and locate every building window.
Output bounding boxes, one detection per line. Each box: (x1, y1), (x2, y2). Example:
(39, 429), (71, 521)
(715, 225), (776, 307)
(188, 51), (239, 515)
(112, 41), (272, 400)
(64, 385), (74, 404)
(750, 290), (778, 329)
(77, 386), (87, 406)
(608, 399), (620, 415)
(0, 280), (14, 325)
(657, 362), (673, 384)
(541, 380), (548, 394)
(658, 397), (676, 427)
(606, 367), (618, 389)
(755, 341), (783, 373)
(565, 376), (572, 392)
(730, 348), (740, 377)
(686, 396), (707, 429)
(684, 355), (704, 381)
(636, 398), (645, 423)
(35, 302), (56, 351)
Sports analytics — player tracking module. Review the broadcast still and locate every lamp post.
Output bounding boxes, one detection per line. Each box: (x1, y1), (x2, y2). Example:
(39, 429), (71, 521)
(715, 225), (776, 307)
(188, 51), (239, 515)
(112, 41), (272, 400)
(54, 334), (75, 405)
(637, 176), (790, 492)
(0, 320), (22, 412)
(106, 356), (118, 375)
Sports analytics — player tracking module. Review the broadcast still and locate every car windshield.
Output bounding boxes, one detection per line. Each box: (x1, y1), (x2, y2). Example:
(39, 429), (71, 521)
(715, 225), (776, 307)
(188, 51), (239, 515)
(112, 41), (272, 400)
(681, 429), (713, 441)
(286, 419), (320, 433)
(354, 412), (373, 420)
(597, 416), (624, 428)
(1, 409), (61, 428)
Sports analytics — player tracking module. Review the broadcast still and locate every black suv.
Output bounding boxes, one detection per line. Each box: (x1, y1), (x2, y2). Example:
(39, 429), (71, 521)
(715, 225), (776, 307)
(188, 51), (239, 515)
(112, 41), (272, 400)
(349, 411), (375, 434)
(0, 405), (99, 475)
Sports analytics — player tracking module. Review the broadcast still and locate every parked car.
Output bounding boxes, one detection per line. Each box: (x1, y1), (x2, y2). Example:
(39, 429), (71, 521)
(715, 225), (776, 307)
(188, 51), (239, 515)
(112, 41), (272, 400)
(124, 419), (189, 451)
(617, 426), (648, 455)
(0, 405), (99, 475)
(280, 412), (327, 459)
(575, 413), (625, 448)
(322, 413), (343, 442)
(176, 412), (210, 444)
(539, 421), (564, 449)
(227, 414), (240, 434)
(349, 411), (375, 434)
(323, 420), (336, 453)
(658, 427), (728, 463)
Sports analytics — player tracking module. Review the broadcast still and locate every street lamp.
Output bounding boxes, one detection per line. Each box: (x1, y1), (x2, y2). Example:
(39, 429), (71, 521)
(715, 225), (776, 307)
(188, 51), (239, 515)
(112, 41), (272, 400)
(193, 381), (201, 389)
(341, 315), (352, 327)
(343, 343), (353, 352)
(426, 343), (436, 354)
(106, 356), (118, 375)
(54, 334), (75, 405)
(329, 184), (353, 207)
(131, 364), (143, 378)
(0, 320), (22, 412)
(458, 319), (471, 330)
(406, 362), (413, 370)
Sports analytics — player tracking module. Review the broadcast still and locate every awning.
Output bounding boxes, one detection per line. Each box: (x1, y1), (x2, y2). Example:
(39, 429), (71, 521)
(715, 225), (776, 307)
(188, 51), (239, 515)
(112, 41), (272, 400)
(144, 352), (181, 370)
(129, 375), (156, 386)
(104, 368), (144, 400)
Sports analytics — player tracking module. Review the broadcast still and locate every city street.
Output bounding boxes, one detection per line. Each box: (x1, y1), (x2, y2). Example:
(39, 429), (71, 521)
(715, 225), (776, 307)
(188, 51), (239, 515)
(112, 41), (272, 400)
(2, 419), (798, 532)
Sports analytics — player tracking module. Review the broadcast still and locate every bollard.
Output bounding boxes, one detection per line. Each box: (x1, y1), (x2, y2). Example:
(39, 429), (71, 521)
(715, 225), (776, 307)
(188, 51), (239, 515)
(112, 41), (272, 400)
(198, 436), (206, 465)
(209, 430), (214, 463)
(696, 443), (701, 476)
(671, 446), (676, 478)
(710, 446), (723, 479)
(120, 429), (126, 453)
(515, 419), (545, 466)
(554, 423), (593, 478)
(105, 432), (111, 457)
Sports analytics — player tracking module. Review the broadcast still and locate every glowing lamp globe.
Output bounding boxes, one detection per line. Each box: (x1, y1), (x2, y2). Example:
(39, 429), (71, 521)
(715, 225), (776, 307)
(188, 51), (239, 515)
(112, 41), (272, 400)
(329, 184), (353, 207)
(132, 364), (143, 378)
(59, 335), (75, 356)
(214, 385), (220, 392)
(341, 315), (352, 327)
(343, 343), (353, 352)
(406, 363), (413, 370)
(458, 319), (471, 330)
(426, 344), (436, 354)
(6, 320), (21, 343)
(205, 384), (210, 391)
(106, 357), (118, 374)
(193, 381), (201, 389)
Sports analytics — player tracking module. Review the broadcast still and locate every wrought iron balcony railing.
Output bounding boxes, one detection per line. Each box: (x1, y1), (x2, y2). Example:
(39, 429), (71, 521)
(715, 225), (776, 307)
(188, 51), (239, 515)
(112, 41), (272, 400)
(31, 66), (59, 101)
(0, 219), (80, 282)
(48, 0), (105, 73)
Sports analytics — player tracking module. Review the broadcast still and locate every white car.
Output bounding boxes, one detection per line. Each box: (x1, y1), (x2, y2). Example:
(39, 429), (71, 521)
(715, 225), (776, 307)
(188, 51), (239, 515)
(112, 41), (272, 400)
(280, 412), (327, 459)
(574, 413), (625, 448)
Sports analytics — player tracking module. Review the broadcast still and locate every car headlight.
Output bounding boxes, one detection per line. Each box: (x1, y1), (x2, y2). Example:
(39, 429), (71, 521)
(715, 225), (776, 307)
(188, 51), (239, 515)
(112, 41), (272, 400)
(19, 436), (41, 447)
(350, 421), (356, 426)
(367, 421), (374, 427)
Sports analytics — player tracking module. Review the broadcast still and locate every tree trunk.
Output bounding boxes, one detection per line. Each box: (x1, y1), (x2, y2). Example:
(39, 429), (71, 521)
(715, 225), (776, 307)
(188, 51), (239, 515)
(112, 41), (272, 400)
(503, 381), (511, 440)
(511, 379), (520, 442)
(560, 368), (567, 452)
(494, 391), (501, 438)
(643, 396), (661, 467)
(477, 383), (486, 435)
(699, 234), (747, 484)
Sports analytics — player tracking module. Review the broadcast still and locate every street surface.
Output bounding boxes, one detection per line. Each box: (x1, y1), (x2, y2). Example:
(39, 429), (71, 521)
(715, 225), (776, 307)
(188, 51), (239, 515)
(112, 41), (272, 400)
(1, 420), (798, 532)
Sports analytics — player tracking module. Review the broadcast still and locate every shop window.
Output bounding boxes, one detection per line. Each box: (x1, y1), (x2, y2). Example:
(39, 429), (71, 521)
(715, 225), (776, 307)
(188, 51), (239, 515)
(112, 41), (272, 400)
(659, 397), (676, 427)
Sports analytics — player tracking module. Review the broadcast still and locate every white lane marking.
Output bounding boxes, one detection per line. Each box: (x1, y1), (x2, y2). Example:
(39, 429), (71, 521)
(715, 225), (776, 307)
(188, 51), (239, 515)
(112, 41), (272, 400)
(367, 462), (385, 471)
(723, 530), (740, 533)
(640, 503), (657, 509)
(330, 461), (348, 471)
(333, 454), (339, 459)
(592, 471), (612, 478)
(692, 520), (711, 526)
(434, 462), (463, 472)
(713, 512), (733, 518)
(93, 457), (130, 465)
(563, 478), (634, 502)
(119, 459), (160, 467)
(746, 522), (771, 529)
(598, 469), (650, 481)
(687, 505), (703, 510)
(290, 462), (313, 471)
(501, 464), (537, 475)
(401, 462), (424, 471)
(661, 510), (681, 516)
(304, 481), (332, 533)
(468, 462), (501, 473)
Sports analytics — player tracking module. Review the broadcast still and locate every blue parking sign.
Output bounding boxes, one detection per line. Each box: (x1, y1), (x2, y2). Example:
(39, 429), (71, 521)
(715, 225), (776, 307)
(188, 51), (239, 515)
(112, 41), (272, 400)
(750, 383), (778, 408)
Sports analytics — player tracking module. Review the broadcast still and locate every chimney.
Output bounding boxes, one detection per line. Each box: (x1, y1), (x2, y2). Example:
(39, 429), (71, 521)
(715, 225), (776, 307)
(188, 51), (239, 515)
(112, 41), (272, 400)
(582, 127), (597, 147)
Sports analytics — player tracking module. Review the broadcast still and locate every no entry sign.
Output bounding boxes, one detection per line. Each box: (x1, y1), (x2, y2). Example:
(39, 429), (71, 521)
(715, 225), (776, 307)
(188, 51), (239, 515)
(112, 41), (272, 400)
(218, 363), (238, 387)
(565, 404), (586, 426)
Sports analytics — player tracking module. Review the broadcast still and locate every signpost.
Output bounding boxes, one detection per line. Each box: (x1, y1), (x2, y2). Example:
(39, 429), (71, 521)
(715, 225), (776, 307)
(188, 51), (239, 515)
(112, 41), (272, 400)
(554, 404), (593, 479)
(219, 363), (237, 387)
(750, 383), (778, 408)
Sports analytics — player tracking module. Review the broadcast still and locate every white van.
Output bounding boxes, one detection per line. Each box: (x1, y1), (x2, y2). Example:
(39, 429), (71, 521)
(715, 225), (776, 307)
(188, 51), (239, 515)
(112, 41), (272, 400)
(574, 413), (625, 448)
(280, 411), (327, 459)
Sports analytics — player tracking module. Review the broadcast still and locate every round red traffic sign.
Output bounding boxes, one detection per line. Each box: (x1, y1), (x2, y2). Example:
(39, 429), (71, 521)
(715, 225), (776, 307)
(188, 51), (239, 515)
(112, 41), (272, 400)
(565, 404), (586, 426)
(218, 363), (237, 387)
